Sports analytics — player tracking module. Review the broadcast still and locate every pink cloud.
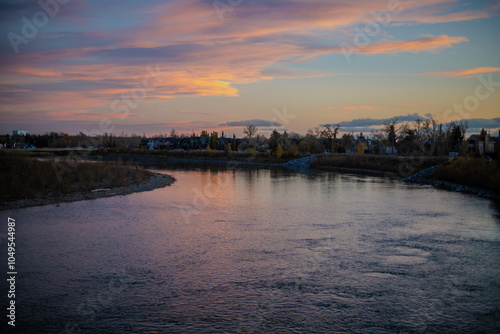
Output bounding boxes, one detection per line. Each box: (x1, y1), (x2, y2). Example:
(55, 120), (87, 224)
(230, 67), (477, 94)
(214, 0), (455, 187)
(0, 0), (491, 134)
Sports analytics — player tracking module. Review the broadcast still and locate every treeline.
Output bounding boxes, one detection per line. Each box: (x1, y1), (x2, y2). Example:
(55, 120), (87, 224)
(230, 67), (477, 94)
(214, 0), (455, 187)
(233, 118), (475, 157)
(2, 117), (494, 158)
(0, 132), (142, 149)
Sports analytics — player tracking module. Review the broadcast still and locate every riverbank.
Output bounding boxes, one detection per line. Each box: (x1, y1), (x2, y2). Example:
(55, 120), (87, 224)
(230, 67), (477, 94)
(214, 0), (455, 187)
(0, 172), (175, 211)
(403, 159), (500, 201)
(311, 154), (449, 176)
(312, 154), (500, 200)
(0, 151), (175, 210)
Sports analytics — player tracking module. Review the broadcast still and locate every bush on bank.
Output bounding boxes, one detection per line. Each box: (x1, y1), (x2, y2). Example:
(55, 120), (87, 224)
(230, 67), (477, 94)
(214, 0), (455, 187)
(0, 151), (153, 202)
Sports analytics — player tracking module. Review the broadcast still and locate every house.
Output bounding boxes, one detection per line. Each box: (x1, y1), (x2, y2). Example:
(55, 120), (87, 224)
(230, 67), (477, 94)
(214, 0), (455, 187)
(12, 129), (29, 136)
(494, 137), (500, 153)
(486, 136), (495, 154)
(467, 133), (495, 155)
(468, 135), (485, 155)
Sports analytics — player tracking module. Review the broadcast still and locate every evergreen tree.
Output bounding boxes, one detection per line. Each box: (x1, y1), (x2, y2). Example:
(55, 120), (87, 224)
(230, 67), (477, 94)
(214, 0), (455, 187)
(210, 131), (219, 150)
(231, 134), (237, 151)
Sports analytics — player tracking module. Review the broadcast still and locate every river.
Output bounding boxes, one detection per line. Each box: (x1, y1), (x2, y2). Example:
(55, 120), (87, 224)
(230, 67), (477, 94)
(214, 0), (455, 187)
(1, 164), (499, 333)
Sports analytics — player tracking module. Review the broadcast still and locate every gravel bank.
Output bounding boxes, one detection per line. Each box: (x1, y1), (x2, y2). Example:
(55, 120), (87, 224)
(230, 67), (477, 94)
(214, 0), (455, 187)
(0, 172), (175, 211)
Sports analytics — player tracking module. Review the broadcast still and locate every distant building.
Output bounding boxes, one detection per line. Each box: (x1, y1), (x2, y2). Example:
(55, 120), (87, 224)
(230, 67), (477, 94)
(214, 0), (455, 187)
(12, 129), (29, 136)
(467, 133), (495, 155)
(13, 143), (27, 149)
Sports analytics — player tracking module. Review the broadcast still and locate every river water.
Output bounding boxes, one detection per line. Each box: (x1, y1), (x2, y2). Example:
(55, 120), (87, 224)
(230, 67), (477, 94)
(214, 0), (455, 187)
(1, 165), (499, 333)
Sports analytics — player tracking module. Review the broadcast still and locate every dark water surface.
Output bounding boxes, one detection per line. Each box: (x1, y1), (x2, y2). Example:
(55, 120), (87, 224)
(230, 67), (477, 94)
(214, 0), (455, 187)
(1, 165), (500, 333)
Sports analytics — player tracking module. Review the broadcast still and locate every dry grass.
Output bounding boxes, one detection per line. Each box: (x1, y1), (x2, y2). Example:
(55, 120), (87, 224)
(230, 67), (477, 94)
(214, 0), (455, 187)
(432, 157), (500, 194)
(0, 151), (153, 202)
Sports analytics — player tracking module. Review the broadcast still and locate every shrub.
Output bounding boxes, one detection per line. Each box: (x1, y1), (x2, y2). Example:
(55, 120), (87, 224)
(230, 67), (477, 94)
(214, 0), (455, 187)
(432, 157), (500, 194)
(276, 144), (283, 159)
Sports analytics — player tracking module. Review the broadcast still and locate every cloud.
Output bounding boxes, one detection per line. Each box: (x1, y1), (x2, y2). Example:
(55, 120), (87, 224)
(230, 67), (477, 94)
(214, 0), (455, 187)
(417, 67), (500, 79)
(221, 119), (282, 127)
(323, 116), (500, 135)
(0, 0), (491, 134)
(332, 113), (426, 128)
(335, 35), (468, 55)
(463, 118), (500, 130)
(394, 9), (490, 25)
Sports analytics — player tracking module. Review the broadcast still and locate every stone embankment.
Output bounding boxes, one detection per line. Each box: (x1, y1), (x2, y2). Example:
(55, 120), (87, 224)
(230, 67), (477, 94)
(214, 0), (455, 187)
(403, 165), (497, 200)
(283, 155), (317, 169)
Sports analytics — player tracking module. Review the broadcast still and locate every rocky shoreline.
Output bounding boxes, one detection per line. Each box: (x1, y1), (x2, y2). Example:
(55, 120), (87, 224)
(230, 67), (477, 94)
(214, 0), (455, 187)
(403, 165), (499, 201)
(0, 172), (175, 211)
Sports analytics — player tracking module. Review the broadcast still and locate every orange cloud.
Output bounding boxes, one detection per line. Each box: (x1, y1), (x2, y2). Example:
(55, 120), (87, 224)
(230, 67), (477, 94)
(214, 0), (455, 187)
(417, 67), (500, 79)
(394, 8), (489, 25)
(357, 35), (468, 54)
(0, 0), (490, 135)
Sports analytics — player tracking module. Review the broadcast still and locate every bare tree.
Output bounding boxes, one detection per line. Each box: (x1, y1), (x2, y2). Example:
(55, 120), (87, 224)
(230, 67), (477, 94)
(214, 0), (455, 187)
(458, 120), (469, 139)
(243, 124), (257, 138)
(321, 124), (340, 152)
(322, 124), (340, 140)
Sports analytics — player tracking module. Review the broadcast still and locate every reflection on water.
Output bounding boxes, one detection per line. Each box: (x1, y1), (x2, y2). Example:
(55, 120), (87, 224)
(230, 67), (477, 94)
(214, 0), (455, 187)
(1, 165), (500, 333)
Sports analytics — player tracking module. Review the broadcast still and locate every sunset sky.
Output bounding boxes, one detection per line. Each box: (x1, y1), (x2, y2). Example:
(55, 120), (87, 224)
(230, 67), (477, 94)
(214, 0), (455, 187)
(1, 0), (499, 137)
